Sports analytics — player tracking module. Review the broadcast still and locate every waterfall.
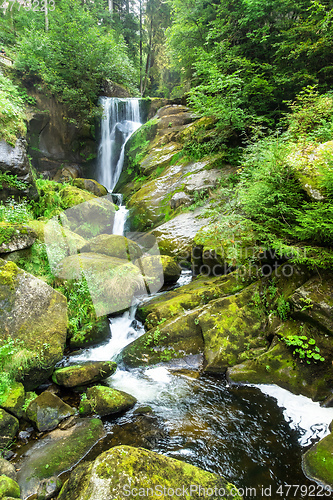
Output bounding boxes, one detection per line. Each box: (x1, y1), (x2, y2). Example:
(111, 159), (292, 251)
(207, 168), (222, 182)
(97, 97), (142, 192)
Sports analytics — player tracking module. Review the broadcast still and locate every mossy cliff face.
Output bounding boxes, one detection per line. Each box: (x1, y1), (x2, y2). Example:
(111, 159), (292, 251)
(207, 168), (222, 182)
(0, 259), (68, 389)
(58, 445), (243, 500)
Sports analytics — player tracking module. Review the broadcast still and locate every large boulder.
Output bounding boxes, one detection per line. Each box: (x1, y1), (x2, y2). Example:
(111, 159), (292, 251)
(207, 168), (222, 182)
(0, 139), (38, 201)
(56, 253), (144, 316)
(15, 418), (105, 500)
(302, 432), (333, 487)
(81, 234), (142, 261)
(58, 445), (242, 500)
(52, 361), (117, 388)
(0, 259), (68, 389)
(26, 392), (75, 432)
(79, 386), (136, 417)
(0, 409), (19, 448)
(136, 254), (181, 284)
(0, 224), (36, 253)
(0, 476), (20, 499)
(0, 458), (17, 482)
(73, 178), (108, 197)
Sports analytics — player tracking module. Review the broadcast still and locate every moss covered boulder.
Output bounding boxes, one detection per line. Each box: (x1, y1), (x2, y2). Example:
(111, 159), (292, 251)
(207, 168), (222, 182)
(0, 458), (17, 482)
(199, 282), (267, 372)
(121, 310), (204, 368)
(56, 253), (144, 315)
(26, 391), (75, 431)
(81, 234), (142, 261)
(59, 185), (97, 207)
(69, 316), (110, 350)
(63, 196), (117, 238)
(79, 386), (136, 417)
(15, 418), (105, 500)
(58, 445), (242, 500)
(0, 476), (20, 499)
(0, 409), (19, 448)
(0, 382), (25, 419)
(0, 259), (68, 389)
(136, 254), (181, 285)
(73, 178), (108, 197)
(302, 432), (333, 487)
(0, 223), (36, 253)
(52, 361), (117, 387)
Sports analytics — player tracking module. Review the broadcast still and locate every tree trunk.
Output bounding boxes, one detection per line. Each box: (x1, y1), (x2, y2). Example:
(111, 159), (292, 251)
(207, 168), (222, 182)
(142, 12), (153, 95)
(108, 0), (113, 14)
(45, 0), (49, 32)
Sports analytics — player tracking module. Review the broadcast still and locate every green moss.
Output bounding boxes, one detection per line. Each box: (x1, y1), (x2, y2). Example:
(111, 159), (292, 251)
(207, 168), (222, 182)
(303, 432), (333, 486)
(0, 475), (20, 498)
(0, 260), (20, 288)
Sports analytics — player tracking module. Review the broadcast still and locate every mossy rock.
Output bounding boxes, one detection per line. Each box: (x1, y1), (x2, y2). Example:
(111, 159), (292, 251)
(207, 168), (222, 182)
(0, 458), (17, 482)
(16, 418), (105, 500)
(0, 476), (20, 499)
(121, 310), (204, 368)
(227, 327), (333, 401)
(0, 409), (19, 448)
(56, 253), (144, 316)
(52, 361), (117, 387)
(58, 445), (242, 500)
(73, 178), (108, 197)
(81, 234), (142, 261)
(26, 391), (75, 431)
(302, 432), (333, 487)
(0, 259), (68, 390)
(59, 185), (97, 207)
(136, 254), (181, 285)
(79, 386), (136, 417)
(63, 196), (117, 239)
(69, 316), (110, 350)
(0, 382), (25, 419)
(198, 282), (267, 372)
(0, 223), (36, 253)
(289, 274), (333, 334)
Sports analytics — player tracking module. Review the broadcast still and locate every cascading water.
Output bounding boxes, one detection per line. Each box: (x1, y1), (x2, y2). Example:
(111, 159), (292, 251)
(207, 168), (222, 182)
(67, 98), (333, 495)
(97, 97), (141, 192)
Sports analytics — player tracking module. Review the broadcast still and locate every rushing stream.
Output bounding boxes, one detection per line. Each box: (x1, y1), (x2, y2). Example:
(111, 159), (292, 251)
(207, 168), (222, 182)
(72, 97), (333, 497)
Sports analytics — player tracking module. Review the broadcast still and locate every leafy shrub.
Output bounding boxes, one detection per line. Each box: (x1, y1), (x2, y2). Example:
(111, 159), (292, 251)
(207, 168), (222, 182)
(0, 75), (26, 145)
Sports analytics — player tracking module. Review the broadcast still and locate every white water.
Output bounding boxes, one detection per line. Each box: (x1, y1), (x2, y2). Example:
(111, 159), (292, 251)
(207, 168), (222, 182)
(98, 97), (141, 192)
(113, 203), (129, 235)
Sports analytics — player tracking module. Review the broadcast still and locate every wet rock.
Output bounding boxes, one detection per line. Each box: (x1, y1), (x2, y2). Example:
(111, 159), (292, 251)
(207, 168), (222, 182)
(302, 431), (333, 487)
(0, 382), (25, 419)
(52, 361), (117, 387)
(59, 185), (96, 207)
(36, 476), (63, 500)
(0, 475), (20, 499)
(79, 386), (136, 417)
(26, 392), (75, 432)
(0, 458), (17, 481)
(53, 164), (81, 182)
(152, 209), (211, 258)
(0, 139), (38, 202)
(0, 409), (19, 448)
(15, 418), (105, 500)
(121, 309), (204, 368)
(170, 191), (192, 209)
(0, 259), (68, 390)
(136, 254), (181, 285)
(73, 178), (108, 197)
(63, 196), (117, 238)
(58, 415), (78, 430)
(81, 234), (142, 260)
(109, 413), (167, 450)
(289, 274), (333, 334)
(58, 445), (242, 500)
(0, 225), (36, 254)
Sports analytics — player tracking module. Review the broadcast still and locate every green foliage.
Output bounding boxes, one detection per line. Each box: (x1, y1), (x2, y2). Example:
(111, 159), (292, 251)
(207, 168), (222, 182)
(31, 178), (73, 219)
(17, 242), (56, 286)
(282, 334), (325, 364)
(0, 199), (32, 224)
(0, 172), (28, 191)
(0, 74), (26, 145)
(0, 338), (31, 404)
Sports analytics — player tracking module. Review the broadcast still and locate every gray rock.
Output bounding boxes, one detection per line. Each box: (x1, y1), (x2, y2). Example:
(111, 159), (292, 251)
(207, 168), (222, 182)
(0, 259), (68, 390)
(79, 386), (136, 417)
(0, 139), (38, 201)
(37, 476), (63, 500)
(0, 225), (36, 254)
(26, 392), (75, 432)
(0, 458), (17, 481)
(170, 191), (192, 209)
(52, 361), (117, 388)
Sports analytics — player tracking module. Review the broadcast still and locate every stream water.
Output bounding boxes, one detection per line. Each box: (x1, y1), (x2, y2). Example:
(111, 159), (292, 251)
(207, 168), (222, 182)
(79, 97), (333, 497)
